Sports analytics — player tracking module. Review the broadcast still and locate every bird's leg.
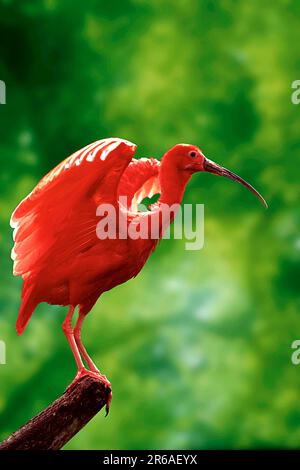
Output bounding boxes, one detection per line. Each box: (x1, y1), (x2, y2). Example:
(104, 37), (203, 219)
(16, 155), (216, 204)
(74, 309), (111, 384)
(62, 305), (85, 374)
(62, 307), (103, 393)
(74, 311), (100, 374)
(74, 308), (112, 414)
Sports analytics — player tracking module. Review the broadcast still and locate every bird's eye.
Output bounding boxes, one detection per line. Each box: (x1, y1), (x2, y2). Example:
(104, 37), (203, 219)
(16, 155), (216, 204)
(189, 151), (197, 158)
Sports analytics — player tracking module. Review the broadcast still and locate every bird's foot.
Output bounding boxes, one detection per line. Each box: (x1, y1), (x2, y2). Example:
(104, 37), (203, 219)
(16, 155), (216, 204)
(66, 368), (112, 416)
(93, 372), (112, 416)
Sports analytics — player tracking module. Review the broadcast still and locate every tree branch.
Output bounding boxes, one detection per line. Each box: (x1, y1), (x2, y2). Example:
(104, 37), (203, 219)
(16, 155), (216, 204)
(0, 375), (111, 450)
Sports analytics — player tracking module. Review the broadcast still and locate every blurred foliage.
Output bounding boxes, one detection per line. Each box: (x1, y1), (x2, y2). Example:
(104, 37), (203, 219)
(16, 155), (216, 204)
(0, 0), (300, 450)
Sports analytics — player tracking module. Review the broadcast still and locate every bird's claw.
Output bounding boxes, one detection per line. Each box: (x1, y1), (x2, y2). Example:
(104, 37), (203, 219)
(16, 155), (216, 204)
(66, 368), (112, 415)
(67, 367), (100, 388)
(98, 374), (112, 416)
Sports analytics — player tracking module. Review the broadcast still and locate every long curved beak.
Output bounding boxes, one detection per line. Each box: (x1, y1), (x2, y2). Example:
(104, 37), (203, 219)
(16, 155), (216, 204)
(203, 158), (268, 208)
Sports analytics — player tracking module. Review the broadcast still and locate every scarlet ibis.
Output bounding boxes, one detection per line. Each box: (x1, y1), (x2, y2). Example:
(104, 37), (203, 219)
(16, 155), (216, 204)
(10, 138), (267, 413)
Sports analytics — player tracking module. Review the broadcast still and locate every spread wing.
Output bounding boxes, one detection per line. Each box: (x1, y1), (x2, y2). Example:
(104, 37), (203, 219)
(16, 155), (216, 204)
(11, 138), (137, 278)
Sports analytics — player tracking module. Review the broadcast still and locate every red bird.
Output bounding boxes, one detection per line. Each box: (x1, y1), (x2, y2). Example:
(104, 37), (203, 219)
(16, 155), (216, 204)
(10, 138), (267, 413)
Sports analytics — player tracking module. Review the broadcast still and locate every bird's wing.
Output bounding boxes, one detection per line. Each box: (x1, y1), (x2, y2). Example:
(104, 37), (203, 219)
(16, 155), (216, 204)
(118, 157), (161, 211)
(11, 138), (137, 278)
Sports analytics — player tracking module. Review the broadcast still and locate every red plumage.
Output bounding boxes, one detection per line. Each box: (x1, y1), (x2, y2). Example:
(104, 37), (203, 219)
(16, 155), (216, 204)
(11, 137), (266, 411)
(11, 138), (162, 336)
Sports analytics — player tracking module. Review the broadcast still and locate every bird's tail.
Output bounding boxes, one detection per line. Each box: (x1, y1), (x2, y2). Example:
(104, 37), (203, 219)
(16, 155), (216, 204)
(16, 283), (38, 335)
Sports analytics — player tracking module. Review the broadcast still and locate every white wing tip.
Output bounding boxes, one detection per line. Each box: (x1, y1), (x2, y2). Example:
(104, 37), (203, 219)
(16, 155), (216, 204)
(11, 246), (17, 261)
(10, 215), (17, 229)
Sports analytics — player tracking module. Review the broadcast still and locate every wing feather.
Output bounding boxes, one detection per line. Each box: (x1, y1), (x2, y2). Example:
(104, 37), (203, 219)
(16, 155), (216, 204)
(11, 138), (137, 278)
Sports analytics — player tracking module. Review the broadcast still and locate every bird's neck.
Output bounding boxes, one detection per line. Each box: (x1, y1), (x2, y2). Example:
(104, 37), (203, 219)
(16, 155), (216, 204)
(136, 164), (192, 243)
(159, 164), (191, 206)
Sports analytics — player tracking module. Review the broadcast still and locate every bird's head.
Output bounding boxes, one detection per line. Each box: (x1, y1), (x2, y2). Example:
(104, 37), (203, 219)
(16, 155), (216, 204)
(162, 143), (267, 208)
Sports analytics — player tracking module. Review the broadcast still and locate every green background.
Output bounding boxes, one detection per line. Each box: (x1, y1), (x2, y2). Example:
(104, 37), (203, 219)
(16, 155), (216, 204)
(0, 0), (300, 449)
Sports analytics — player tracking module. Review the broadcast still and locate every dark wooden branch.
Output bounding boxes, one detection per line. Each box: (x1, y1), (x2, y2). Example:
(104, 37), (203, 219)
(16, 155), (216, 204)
(0, 375), (111, 450)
